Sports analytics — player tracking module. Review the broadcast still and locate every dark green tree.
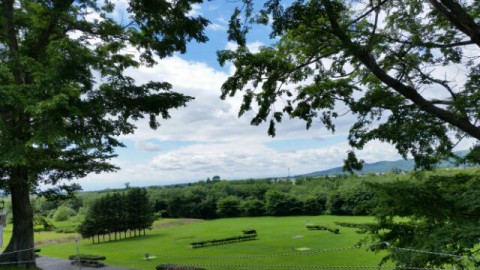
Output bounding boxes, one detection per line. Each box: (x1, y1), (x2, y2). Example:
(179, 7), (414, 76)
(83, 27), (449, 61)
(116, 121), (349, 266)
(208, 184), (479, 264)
(0, 0), (208, 266)
(241, 198), (265, 217)
(302, 195), (326, 215)
(219, 0), (480, 169)
(265, 190), (303, 216)
(216, 196), (241, 217)
(126, 187), (155, 235)
(367, 173), (480, 268)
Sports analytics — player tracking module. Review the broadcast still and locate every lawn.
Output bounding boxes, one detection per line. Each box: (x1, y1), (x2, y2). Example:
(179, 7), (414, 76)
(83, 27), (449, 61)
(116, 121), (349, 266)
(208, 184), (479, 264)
(37, 216), (389, 270)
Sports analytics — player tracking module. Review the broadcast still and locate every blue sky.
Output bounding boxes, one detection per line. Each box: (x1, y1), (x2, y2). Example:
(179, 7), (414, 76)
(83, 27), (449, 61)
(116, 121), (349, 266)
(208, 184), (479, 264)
(74, 1), (473, 191)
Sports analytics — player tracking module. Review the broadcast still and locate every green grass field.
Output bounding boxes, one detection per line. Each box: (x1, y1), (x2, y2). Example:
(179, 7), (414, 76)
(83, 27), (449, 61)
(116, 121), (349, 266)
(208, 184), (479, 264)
(33, 216), (388, 270)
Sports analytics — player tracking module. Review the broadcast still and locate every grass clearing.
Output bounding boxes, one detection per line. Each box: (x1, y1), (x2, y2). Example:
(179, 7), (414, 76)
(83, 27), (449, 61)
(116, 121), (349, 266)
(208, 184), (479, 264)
(36, 216), (388, 270)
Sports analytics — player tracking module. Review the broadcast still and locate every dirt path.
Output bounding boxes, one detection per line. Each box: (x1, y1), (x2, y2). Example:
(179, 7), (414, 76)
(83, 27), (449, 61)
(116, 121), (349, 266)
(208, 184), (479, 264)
(152, 218), (204, 229)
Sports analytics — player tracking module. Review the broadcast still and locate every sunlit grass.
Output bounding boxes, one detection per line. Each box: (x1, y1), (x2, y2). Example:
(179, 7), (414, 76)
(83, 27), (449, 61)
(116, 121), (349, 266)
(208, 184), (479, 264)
(38, 216), (388, 270)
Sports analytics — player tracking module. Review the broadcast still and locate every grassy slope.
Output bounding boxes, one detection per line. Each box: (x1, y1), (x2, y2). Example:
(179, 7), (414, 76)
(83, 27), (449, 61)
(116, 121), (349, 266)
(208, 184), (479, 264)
(39, 216), (388, 270)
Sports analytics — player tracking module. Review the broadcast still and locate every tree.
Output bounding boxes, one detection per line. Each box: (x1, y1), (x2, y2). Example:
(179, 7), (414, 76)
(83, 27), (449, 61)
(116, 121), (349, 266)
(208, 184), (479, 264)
(241, 198), (265, 217)
(0, 0), (208, 266)
(366, 173), (480, 268)
(79, 188), (155, 241)
(265, 190), (303, 216)
(219, 0), (480, 169)
(126, 188), (155, 235)
(52, 205), (74, 222)
(216, 196), (241, 217)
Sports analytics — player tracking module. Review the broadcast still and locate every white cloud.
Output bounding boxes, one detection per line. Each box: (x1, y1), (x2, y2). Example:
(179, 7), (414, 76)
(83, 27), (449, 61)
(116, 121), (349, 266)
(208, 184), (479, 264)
(79, 139), (402, 190)
(135, 140), (162, 152)
(76, 52), (371, 189)
(225, 41), (264, 53)
(76, 43), (476, 190)
(188, 4), (202, 17)
(208, 23), (227, 31)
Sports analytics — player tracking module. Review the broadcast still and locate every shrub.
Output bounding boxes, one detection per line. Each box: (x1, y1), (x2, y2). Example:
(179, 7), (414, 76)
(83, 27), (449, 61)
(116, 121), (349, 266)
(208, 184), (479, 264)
(190, 233), (258, 248)
(156, 264), (206, 270)
(241, 199), (265, 216)
(306, 225), (340, 234)
(216, 196), (241, 217)
(53, 205), (74, 222)
(68, 254), (106, 261)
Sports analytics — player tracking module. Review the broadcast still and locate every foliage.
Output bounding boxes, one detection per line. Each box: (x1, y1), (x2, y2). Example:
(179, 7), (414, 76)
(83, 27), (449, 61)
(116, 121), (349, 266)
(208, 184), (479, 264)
(265, 190), (304, 216)
(78, 188), (155, 242)
(190, 232), (257, 248)
(146, 173), (404, 219)
(68, 254), (106, 261)
(241, 198), (265, 217)
(218, 0), (480, 170)
(157, 264), (206, 270)
(52, 205), (74, 222)
(216, 196), (241, 217)
(0, 0), (209, 263)
(366, 173), (480, 268)
(306, 225), (340, 234)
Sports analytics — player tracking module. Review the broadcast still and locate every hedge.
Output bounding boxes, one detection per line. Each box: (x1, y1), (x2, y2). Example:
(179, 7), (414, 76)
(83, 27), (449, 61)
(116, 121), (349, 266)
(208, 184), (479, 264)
(306, 225), (340, 234)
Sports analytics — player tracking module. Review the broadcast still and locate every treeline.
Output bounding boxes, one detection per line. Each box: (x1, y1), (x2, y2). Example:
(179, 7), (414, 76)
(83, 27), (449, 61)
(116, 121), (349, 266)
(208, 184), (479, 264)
(78, 188), (155, 243)
(148, 174), (389, 219)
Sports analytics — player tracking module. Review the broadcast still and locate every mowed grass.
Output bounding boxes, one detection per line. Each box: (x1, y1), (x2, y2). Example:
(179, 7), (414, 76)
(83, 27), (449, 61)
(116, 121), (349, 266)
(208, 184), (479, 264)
(38, 216), (388, 270)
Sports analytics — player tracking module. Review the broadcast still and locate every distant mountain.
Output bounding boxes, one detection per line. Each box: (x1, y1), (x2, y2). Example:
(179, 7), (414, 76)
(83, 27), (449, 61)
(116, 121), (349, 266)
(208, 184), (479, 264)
(297, 151), (470, 177)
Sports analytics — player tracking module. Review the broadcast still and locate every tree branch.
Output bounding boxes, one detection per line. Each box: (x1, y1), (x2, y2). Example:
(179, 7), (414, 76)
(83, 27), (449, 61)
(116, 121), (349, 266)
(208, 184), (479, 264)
(349, 0), (391, 26)
(33, 0), (75, 60)
(428, 0), (480, 47)
(321, 0), (480, 140)
(412, 66), (457, 101)
(2, 0), (24, 84)
(374, 33), (474, 48)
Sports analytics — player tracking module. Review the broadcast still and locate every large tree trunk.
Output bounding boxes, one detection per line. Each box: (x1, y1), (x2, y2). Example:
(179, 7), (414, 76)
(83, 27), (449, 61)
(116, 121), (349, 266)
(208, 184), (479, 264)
(0, 168), (35, 268)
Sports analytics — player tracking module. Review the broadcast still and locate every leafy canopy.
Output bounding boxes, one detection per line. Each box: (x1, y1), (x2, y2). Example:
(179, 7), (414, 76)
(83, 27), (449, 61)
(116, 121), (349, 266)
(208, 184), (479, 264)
(0, 0), (208, 192)
(367, 172), (480, 268)
(219, 0), (480, 169)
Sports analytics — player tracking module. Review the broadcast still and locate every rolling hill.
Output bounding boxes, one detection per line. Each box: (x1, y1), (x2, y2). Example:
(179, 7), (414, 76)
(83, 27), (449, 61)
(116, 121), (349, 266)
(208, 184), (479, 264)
(297, 151), (471, 178)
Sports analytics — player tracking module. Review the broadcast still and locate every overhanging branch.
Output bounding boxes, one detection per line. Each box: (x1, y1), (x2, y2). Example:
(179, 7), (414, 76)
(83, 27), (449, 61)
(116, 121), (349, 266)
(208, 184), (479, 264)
(321, 0), (480, 141)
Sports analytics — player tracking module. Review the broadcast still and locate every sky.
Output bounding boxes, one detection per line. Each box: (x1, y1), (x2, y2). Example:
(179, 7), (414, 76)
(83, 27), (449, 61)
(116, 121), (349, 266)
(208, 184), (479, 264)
(73, 1), (474, 191)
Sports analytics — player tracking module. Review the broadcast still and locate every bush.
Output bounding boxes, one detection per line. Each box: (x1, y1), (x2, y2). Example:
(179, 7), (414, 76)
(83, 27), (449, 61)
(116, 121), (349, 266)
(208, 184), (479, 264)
(53, 205), (74, 222)
(306, 225), (340, 234)
(68, 254), (106, 261)
(190, 233), (258, 248)
(241, 199), (265, 216)
(216, 196), (241, 217)
(265, 190), (303, 216)
(156, 264), (206, 270)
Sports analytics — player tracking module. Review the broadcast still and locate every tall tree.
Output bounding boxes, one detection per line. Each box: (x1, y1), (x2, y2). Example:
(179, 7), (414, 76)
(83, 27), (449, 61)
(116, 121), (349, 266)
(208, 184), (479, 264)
(219, 0), (480, 168)
(0, 0), (208, 266)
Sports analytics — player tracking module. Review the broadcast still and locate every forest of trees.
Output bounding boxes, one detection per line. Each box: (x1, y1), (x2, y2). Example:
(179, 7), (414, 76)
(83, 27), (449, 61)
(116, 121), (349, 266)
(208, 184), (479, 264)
(149, 174), (393, 219)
